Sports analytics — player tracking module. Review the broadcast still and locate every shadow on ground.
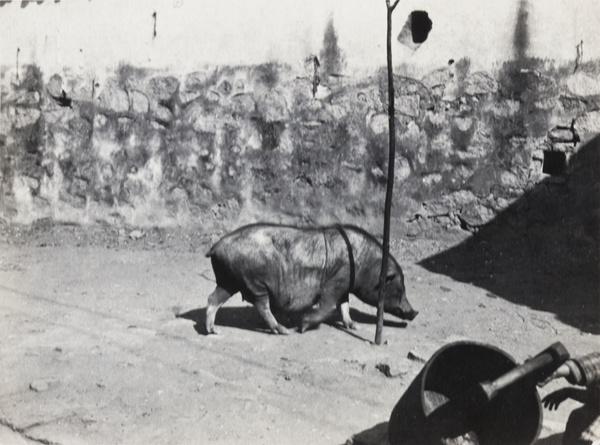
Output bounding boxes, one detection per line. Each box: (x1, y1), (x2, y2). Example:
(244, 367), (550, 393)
(177, 306), (407, 336)
(345, 308), (408, 329)
(344, 421), (564, 445)
(345, 421), (389, 445)
(177, 307), (265, 334)
(420, 136), (600, 334)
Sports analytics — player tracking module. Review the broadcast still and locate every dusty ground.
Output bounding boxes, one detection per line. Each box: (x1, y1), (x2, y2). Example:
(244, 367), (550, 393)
(0, 222), (598, 445)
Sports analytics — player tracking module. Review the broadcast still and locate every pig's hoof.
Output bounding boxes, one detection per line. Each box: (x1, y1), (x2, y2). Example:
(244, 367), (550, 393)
(299, 322), (311, 333)
(274, 324), (290, 335)
(205, 326), (221, 335)
(345, 321), (358, 330)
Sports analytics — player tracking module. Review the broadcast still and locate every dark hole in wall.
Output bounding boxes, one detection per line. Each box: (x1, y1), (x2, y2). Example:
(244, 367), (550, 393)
(543, 150), (566, 175)
(410, 11), (432, 44)
(254, 119), (285, 150)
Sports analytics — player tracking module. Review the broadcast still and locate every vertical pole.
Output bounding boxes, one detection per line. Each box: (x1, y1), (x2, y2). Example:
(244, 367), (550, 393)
(375, 0), (399, 345)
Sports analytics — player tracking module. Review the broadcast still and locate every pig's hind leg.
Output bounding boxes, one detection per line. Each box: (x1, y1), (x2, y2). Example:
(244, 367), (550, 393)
(253, 295), (290, 335)
(205, 286), (233, 335)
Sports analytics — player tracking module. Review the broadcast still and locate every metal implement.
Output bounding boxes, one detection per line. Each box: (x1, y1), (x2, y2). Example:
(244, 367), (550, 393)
(389, 341), (569, 445)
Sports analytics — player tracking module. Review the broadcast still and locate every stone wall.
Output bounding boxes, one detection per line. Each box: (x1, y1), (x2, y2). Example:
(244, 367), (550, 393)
(1, 59), (599, 236)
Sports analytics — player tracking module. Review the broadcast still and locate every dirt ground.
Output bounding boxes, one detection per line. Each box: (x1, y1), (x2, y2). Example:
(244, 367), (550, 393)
(0, 222), (598, 445)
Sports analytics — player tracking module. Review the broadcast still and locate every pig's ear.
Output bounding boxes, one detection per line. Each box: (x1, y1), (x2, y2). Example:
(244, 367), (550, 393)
(374, 272), (397, 290)
(387, 259), (397, 273)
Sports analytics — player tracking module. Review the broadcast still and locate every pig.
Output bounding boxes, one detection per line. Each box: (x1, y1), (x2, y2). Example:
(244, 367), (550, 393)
(203, 223), (417, 335)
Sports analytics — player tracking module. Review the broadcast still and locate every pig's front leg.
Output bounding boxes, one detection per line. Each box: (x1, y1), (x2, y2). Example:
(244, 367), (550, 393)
(338, 301), (357, 330)
(300, 300), (337, 333)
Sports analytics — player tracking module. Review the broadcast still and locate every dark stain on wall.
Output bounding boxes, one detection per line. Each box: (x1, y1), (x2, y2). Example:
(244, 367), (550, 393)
(513, 0), (530, 62)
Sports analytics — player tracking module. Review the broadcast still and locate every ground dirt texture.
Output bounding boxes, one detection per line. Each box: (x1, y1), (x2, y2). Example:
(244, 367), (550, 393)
(0, 221), (598, 445)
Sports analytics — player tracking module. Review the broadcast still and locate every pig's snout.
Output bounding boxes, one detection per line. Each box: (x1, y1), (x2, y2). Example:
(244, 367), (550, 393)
(403, 309), (418, 321)
(390, 301), (418, 321)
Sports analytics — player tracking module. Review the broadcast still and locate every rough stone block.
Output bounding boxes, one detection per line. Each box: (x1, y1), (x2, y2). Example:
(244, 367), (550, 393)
(422, 67), (453, 90)
(256, 90), (289, 123)
(460, 201), (496, 227)
(0, 114), (10, 136)
(13, 107), (41, 129)
(500, 170), (522, 189)
(179, 90), (203, 104)
(469, 164), (501, 197)
(356, 86), (382, 109)
(69, 177), (89, 198)
(131, 90), (149, 114)
(15, 175), (40, 193)
(489, 99), (521, 118)
(148, 76), (179, 102)
(234, 79), (245, 92)
(566, 72), (600, 97)
(396, 94), (420, 118)
(534, 97), (558, 111)
(184, 71), (209, 91)
(575, 111), (600, 138)
(464, 72), (498, 96)
(423, 111), (448, 137)
(47, 74), (63, 98)
(422, 190), (477, 216)
(218, 80), (232, 96)
(152, 105), (173, 123)
(394, 156), (411, 183)
(98, 86), (129, 113)
(230, 93), (256, 115)
(184, 102), (221, 133)
(16, 91), (40, 106)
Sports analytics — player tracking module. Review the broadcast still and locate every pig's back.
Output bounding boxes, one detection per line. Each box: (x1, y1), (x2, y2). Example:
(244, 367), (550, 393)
(208, 224), (330, 309)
